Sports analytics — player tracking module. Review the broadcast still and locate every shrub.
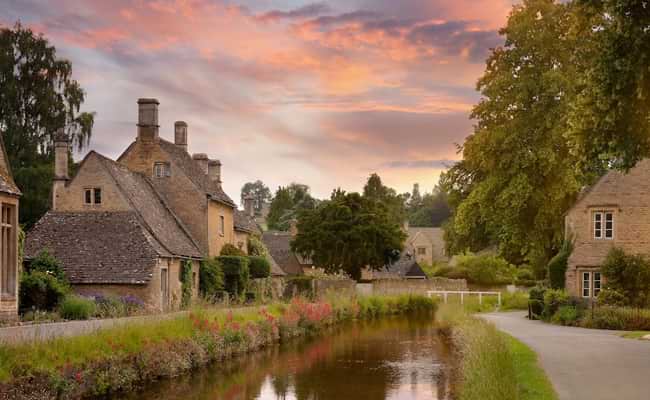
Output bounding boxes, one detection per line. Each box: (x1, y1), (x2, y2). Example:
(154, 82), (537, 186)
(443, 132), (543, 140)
(248, 256), (271, 279)
(59, 295), (96, 320)
(601, 247), (650, 308)
(528, 286), (546, 319)
(547, 240), (573, 289)
(455, 254), (516, 286)
(542, 289), (571, 319)
(432, 265), (454, 277)
(27, 250), (67, 282)
(19, 271), (69, 312)
(581, 306), (650, 331)
(515, 268), (536, 286)
(501, 292), (530, 310)
(180, 260), (194, 308)
(247, 235), (270, 259)
(597, 288), (627, 307)
(199, 258), (225, 299)
(217, 256), (250, 299)
(220, 243), (246, 257)
(446, 267), (470, 281)
(551, 305), (579, 326)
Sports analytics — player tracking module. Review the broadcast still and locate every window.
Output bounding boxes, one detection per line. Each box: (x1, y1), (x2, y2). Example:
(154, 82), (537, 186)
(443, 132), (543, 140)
(219, 215), (225, 236)
(581, 271), (602, 298)
(153, 162), (171, 178)
(582, 272), (591, 298)
(594, 211), (614, 239)
(84, 188), (102, 206)
(593, 272), (601, 297)
(417, 247), (427, 255)
(1, 204), (16, 296)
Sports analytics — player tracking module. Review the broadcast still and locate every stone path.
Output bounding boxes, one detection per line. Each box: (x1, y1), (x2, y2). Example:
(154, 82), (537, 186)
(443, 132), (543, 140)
(482, 311), (650, 400)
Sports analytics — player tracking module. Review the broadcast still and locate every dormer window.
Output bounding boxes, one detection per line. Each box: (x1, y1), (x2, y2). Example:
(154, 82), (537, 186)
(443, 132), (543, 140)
(594, 211), (613, 239)
(153, 162), (171, 178)
(84, 188), (102, 206)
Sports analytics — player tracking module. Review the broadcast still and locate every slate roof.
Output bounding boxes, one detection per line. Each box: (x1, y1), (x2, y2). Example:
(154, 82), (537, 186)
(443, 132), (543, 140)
(374, 253), (427, 280)
(24, 152), (202, 284)
(262, 232), (304, 276)
(0, 134), (20, 196)
(234, 210), (260, 234)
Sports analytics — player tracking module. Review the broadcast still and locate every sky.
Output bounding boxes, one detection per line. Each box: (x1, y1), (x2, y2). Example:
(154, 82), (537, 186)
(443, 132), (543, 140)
(2, 0), (515, 201)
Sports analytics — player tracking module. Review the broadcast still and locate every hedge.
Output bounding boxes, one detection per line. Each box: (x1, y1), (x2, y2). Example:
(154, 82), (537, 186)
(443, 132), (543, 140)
(248, 256), (271, 279)
(216, 256), (250, 298)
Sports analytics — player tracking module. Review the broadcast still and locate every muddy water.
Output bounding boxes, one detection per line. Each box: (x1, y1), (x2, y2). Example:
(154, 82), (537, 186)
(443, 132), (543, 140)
(124, 316), (451, 400)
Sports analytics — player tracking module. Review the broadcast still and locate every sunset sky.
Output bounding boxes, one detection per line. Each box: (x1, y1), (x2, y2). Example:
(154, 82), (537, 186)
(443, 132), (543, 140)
(3, 0), (515, 201)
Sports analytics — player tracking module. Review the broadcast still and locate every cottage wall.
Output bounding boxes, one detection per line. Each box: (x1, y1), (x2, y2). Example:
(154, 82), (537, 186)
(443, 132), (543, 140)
(208, 201), (235, 257)
(0, 194), (19, 319)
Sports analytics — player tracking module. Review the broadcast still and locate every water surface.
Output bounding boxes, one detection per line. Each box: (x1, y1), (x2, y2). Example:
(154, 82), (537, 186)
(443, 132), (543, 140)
(125, 316), (450, 400)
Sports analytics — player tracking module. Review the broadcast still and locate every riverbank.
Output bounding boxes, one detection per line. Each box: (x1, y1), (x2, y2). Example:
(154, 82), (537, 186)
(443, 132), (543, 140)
(439, 306), (557, 400)
(0, 295), (436, 399)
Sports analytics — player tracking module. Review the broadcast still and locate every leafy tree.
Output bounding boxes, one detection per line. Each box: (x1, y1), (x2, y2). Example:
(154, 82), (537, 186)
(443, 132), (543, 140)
(199, 257), (225, 299)
(441, 0), (581, 268)
(602, 247), (650, 309)
(240, 180), (271, 212)
(220, 243), (246, 256)
(291, 190), (406, 281)
(408, 186), (451, 227)
(548, 240), (573, 288)
(247, 234), (271, 260)
(363, 173), (407, 225)
(0, 23), (95, 227)
(267, 183), (316, 231)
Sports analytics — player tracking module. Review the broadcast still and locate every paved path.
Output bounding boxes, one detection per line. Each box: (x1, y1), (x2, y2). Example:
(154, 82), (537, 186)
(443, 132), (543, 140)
(482, 311), (650, 400)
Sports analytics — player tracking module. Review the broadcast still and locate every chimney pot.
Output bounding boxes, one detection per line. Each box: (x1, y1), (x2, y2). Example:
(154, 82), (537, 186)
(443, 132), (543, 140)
(192, 153), (209, 174)
(137, 98), (159, 143)
(174, 121), (188, 152)
(208, 159), (221, 186)
(52, 128), (69, 210)
(243, 195), (255, 218)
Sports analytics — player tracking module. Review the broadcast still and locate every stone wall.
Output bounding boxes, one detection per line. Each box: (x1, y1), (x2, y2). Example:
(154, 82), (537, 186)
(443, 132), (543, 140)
(249, 277), (286, 302)
(366, 278), (467, 296)
(313, 279), (356, 299)
(208, 201), (235, 257)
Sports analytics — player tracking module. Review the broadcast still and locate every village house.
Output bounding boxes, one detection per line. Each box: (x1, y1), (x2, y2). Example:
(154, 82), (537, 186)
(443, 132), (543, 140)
(24, 98), (243, 311)
(564, 159), (650, 299)
(0, 135), (21, 320)
(404, 225), (448, 265)
(234, 209), (261, 253)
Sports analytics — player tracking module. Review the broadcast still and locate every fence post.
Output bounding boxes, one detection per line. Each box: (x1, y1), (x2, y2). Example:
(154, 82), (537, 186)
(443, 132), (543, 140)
(479, 293), (483, 305)
(444, 292), (448, 304)
(498, 292), (502, 308)
(460, 292), (464, 305)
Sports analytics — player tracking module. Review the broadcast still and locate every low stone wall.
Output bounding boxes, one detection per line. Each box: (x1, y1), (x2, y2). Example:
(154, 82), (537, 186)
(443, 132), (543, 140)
(313, 279), (356, 299)
(249, 277), (286, 302)
(361, 278), (468, 296)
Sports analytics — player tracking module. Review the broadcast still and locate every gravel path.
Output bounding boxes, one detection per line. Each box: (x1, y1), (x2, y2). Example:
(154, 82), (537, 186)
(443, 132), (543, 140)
(482, 311), (650, 400)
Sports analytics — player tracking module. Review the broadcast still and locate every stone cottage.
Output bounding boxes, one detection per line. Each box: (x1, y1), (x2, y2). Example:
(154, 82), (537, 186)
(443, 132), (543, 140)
(564, 159), (650, 299)
(234, 209), (261, 253)
(0, 134), (21, 319)
(405, 226), (448, 265)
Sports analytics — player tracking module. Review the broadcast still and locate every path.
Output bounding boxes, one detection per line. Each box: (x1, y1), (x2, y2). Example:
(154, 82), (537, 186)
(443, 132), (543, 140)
(482, 311), (650, 400)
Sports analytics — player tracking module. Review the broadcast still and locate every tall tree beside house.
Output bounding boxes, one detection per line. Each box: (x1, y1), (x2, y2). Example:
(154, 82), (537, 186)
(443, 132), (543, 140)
(0, 22), (95, 227)
(407, 184), (451, 227)
(240, 180), (271, 212)
(291, 190), (406, 281)
(363, 173), (407, 226)
(441, 0), (583, 271)
(267, 183), (316, 231)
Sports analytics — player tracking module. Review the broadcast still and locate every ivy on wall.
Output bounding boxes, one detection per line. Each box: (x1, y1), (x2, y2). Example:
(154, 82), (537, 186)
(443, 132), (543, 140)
(180, 260), (193, 308)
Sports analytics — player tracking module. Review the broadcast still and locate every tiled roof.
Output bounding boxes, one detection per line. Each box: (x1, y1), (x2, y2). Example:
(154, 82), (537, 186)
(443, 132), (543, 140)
(25, 212), (161, 284)
(374, 253), (427, 279)
(262, 232), (304, 276)
(0, 134), (20, 196)
(234, 210), (260, 234)
(158, 139), (236, 207)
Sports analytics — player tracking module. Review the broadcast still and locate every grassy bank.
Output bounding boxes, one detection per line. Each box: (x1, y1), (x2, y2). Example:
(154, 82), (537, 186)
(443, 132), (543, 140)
(438, 306), (557, 400)
(0, 295), (436, 399)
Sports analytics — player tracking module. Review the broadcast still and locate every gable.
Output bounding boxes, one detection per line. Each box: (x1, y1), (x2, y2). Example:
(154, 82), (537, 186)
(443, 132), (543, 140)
(0, 134), (20, 196)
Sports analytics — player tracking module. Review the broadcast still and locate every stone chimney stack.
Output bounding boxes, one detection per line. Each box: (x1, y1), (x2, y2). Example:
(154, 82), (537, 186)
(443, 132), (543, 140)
(137, 98), (159, 143)
(208, 159), (221, 186)
(243, 195), (255, 217)
(174, 121), (188, 152)
(192, 153), (209, 174)
(52, 129), (69, 210)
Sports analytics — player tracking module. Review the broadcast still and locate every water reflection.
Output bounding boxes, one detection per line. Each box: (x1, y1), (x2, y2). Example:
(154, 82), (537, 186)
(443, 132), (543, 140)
(123, 317), (450, 400)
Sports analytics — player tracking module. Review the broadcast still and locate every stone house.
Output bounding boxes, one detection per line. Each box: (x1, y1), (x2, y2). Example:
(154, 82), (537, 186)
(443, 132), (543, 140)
(405, 227), (448, 265)
(370, 254), (428, 280)
(234, 209), (261, 254)
(564, 159), (650, 299)
(0, 134), (21, 320)
(262, 231), (307, 276)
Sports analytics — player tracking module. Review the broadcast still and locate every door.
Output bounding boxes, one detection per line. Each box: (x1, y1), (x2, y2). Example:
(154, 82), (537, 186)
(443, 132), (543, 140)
(161, 268), (169, 311)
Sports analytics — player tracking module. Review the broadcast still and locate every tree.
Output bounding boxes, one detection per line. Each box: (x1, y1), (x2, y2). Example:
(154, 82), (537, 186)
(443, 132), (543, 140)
(601, 247), (650, 309)
(291, 190), (406, 281)
(363, 173), (407, 226)
(408, 186), (451, 227)
(267, 183), (316, 231)
(240, 180), (271, 211)
(441, 0), (581, 268)
(0, 23), (95, 227)
(409, 183), (422, 209)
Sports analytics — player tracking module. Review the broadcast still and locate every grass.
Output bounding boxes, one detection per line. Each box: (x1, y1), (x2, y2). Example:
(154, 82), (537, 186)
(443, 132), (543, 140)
(438, 305), (557, 400)
(619, 331), (650, 340)
(434, 291), (529, 313)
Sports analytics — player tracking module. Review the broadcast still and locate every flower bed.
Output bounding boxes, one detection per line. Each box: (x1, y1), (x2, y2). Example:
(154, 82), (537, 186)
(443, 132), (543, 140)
(0, 295), (436, 399)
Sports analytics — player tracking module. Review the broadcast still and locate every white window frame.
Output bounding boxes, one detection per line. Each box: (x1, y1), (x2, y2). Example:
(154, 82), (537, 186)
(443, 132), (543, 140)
(582, 271), (591, 298)
(593, 211), (614, 240)
(153, 162), (171, 178)
(581, 271), (602, 298)
(593, 272), (601, 297)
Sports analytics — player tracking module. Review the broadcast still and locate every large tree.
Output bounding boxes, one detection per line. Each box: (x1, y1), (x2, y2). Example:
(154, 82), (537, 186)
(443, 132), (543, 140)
(291, 190), (406, 281)
(408, 186), (451, 227)
(0, 23), (95, 226)
(442, 0), (582, 270)
(240, 180), (271, 211)
(363, 173), (407, 225)
(267, 183), (316, 231)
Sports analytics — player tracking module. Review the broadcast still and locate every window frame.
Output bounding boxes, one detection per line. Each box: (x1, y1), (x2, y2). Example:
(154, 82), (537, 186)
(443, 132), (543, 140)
(417, 247), (427, 255)
(83, 187), (103, 206)
(582, 271), (591, 298)
(0, 203), (16, 297)
(593, 272), (601, 297)
(153, 162), (171, 178)
(219, 215), (225, 236)
(593, 211), (614, 240)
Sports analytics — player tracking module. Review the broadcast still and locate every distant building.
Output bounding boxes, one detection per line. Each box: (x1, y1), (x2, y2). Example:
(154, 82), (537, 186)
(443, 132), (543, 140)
(0, 134), (21, 320)
(405, 227), (448, 265)
(234, 209), (261, 253)
(371, 253), (427, 280)
(262, 231), (308, 276)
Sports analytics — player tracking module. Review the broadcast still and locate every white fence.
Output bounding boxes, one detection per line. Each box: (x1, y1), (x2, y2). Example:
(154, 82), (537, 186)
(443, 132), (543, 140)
(427, 290), (502, 308)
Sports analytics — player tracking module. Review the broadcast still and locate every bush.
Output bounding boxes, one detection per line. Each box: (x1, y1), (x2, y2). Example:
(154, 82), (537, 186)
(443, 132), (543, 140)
(199, 258), (225, 299)
(248, 256), (271, 279)
(579, 306), (650, 331)
(542, 289), (571, 319)
(220, 243), (246, 257)
(433, 265), (455, 278)
(601, 247), (650, 308)
(247, 235), (270, 259)
(597, 288), (627, 307)
(551, 305), (579, 326)
(59, 295), (96, 320)
(455, 254), (516, 286)
(27, 250), (66, 281)
(217, 256), (250, 299)
(528, 286), (546, 319)
(284, 276), (315, 299)
(515, 268), (536, 286)
(547, 240), (573, 289)
(19, 271), (69, 312)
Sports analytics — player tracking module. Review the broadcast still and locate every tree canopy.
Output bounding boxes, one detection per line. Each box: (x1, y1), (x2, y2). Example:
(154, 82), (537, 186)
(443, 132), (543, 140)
(240, 180), (271, 211)
(267, 183), (316, 231)
(363, 173), (407, 226)
(0, 23), (94, 227)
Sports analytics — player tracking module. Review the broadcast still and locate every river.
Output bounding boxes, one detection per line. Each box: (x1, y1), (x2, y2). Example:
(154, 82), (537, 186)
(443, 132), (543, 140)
(123, 316), (451, 400)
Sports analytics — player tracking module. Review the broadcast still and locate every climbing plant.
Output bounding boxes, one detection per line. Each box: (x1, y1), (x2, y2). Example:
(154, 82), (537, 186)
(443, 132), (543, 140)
(180, 260), (193, 308)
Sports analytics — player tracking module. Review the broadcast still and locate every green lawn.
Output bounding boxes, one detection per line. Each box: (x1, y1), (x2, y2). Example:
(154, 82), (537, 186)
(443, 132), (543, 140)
(619, 331), (650, 340)
(506, 334), (558, 400)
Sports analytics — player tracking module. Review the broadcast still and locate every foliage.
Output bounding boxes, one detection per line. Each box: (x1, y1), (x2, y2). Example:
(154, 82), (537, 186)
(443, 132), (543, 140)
(547, 240), (573, 289)
(407, 185), (451, 227)
(515, 268), (536, 287)
(292, 190), (406, 281)
(550, 305), (579, 326)
(601, 247), (650, 308)
(284, 276), (315, 299)
(0, 23), (95, 227)
(542, 289), (571, 319)
(199, 257), (224, 300)
(267, 183), (316, 231)
(217, 256), (250, 299)
(19, 271), (69, 312)
(247, 234), (270, 259)
(453, 254), (516, 286)
(528, 286), (546, 319)
(220, 243), (246, 257)
(597, 288), (627, 307)
(92, 294), (144, 319)
(59, 295), (96, 320)
(248, 256), (270, 279)
(580, 306), (650, 331)
(27, 250), (66, 282)
(240, 180), (271, 211)
(363, 173), (407, 225)
(440, 0), (582, 268)
(180, 260), (193, 308)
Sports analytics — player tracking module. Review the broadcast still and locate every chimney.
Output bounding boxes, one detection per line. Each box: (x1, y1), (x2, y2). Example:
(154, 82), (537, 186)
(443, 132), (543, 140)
(208, 159), (221, 186)
(174, 121), (188, 152)
(52, 129), (69, 210)
(243, 195), (255, 217)
(137, 98), (159, 143)
(192, 153), (209, 174)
